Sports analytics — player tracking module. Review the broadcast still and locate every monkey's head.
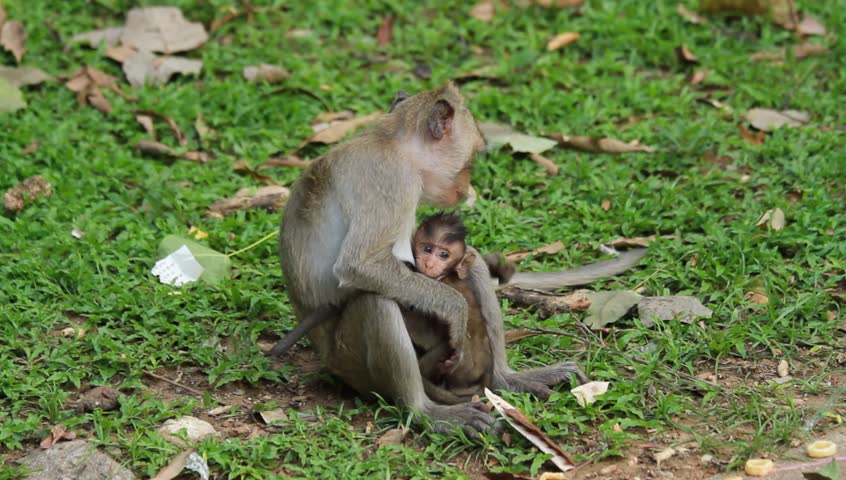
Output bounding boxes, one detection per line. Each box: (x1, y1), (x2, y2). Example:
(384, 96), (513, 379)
(412, 213), (476, 280)
(389, 83), (485, 207)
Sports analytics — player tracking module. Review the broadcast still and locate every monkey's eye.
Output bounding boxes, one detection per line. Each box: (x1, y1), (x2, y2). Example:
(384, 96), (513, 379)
(422, 245), (433, 254)
(439, 251), (449, 260)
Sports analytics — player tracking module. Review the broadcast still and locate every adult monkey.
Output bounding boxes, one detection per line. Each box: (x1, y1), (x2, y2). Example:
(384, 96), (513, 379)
(279, 83), (497, 435)
(279, 84), (633, 435)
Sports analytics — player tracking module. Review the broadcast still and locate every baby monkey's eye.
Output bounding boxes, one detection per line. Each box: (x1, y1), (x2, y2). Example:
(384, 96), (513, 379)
(422, 245), (432, 253)
(439, 251), (449, 259)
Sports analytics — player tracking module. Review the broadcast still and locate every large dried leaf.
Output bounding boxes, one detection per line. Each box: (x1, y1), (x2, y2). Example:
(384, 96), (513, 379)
(638, 296), (713, 328)
(479, 122), (557, 154)
(69, 27), (124, 48)
(123, 51), (202, 87)
(548, 133), (656, 153)
(1, 20), (26, 63)
(677, 3), (708, 23)
(750, 43), (829, 62)
(470, 1), (496, 21)
(376, 427), (409, 448)
(3, 175), (51, 212)
(583, 291), (641, 329)
(0, 66), (49, 87)
(39, 424), (76, 449)
(376, 15), (393, 47)
(134, 140), (210, 163)
(243, 64), (289, 84)
(796, 15), (826, 36)
(756, 207), (786, 231)
(297, 111), (381, 150)
(486, 389), (575, 473)
(698, 0), (798, 28)
(121, 7), (208, 54)
(0, 77), (25, 113)
(745, 108), (808, 131)
(207, 186), (290, 218)
(104, 44), (137, 63)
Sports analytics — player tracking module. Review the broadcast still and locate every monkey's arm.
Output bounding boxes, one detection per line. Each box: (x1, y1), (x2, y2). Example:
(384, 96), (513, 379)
(501, 248), (647, 291)
(332, 184), (468, 349)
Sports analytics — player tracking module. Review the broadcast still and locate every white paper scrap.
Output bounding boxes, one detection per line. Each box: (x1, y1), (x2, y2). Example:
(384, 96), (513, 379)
(570, 381), (610, 407)
(151, 245), (204, 286)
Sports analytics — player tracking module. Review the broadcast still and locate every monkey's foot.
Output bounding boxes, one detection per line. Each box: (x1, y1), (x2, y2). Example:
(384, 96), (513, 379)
(421, 401), (498, 440)
(496, 361), (588, 400)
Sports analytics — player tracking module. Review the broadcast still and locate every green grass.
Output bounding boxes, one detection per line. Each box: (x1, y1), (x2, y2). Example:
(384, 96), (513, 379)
(2, 0), (845, 478)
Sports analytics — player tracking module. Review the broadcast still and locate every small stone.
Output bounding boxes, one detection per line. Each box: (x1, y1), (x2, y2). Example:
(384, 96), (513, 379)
(78, 386), (121, 412)
(700, 454), (714, 464)
(158, 415), (217, 446)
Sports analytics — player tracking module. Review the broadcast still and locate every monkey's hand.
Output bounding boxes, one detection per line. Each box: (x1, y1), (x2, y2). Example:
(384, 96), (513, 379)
(439, 349), (461, 375)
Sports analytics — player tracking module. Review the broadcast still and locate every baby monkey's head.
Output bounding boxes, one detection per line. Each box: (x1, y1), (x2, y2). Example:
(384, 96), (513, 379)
(413, 213), (475, 280)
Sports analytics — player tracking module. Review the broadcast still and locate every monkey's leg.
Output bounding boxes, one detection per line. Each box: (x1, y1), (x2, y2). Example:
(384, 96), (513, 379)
(466, 248), (588, 399)
(330, 294), (496, 438)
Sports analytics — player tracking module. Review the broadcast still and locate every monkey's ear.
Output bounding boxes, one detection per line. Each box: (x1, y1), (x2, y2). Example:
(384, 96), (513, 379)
(390, 90), (412, 112)
(456, 252), (476, 280)
(427, 99), (455, 140)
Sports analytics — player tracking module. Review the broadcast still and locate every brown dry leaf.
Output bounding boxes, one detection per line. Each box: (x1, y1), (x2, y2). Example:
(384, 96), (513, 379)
(470, 1), (497, 21)
(608, 235), (674, 249)
(745, 108), (808, 131)
(259, 155), (311, 170)
(1, 20), (26, 63)
(529, 153), (559, 176)
(498, 289), (591, 318)
(534, 0), (583, 6)
(135, 110), (186, 145)
(135, 113), (156, 139)
(312, 110), (354, 126)
(738, 123), (765, 145)
(121, 7), (208, 54)
(600, 200), (612, 211)
(797, 14), (826, 36)
(233, 159), (277, 185)
(22, 141), (38, 154)
(243, 64), (289, 83)
(750, 42), (829, 62)
(210, 7), (245, 31)
(756, 207), (785, 231)
(377, 15), (393, 47)
(4, 175), (52, 212)
(486, 389), (575, 472)
(689, 68), (709, 85)
(207, 185), (290, 218)
(297, 111), (382, 151)
(104, 44), (137, 63)
(675, 44), (699, 64)
(698, 0), (798, 29)
(0, 66), (49, 88)
(504, 328), (542, 344)
(134, 140), (210, 163)
(123, 50), (203, 87)
(745, 291), (769, 305)
(505, 240), (564, 262)
(86, 91), (112, 114)
(151, 448), (195, 480)
(376, 427), (408, 448)
(677, 3), (708, 24)
(546, 32), (580, 51)
(39, 424), (76, 449)
(549, 133), (656, 153)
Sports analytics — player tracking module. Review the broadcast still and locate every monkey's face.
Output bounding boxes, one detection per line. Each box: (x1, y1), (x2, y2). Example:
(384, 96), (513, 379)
(413, 240), (464, 280)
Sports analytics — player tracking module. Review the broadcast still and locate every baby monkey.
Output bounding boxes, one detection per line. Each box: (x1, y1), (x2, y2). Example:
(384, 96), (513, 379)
(403, 214), (493, 405)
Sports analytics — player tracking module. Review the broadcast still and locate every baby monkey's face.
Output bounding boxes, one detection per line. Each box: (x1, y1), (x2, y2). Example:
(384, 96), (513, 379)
(413, 234), (465, 281)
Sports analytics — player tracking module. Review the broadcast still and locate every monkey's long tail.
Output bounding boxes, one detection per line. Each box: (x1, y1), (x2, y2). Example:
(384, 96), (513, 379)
(501, 248), (648, 291)
(266, 304), (338, 357)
